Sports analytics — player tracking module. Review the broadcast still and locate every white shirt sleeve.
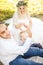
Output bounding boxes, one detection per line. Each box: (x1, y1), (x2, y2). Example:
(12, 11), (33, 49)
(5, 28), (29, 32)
(6, 38), (32, 55)
(0, 38), (32, 55)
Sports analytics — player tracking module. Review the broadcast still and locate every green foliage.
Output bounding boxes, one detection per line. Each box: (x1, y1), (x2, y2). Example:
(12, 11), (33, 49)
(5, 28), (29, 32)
(0, 10), (14, 22)
(0, 0), (43, 22)
(0, 0), (15, 22)
(25, 0), (43, 15)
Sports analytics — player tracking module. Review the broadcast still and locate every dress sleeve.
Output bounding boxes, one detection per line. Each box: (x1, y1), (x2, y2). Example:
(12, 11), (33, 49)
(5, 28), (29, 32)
(13, 12), (18, 26)
(28, 15), (32, 29)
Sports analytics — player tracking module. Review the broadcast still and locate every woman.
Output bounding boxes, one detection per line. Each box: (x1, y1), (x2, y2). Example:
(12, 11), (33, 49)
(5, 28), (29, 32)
(13, 1), (43, 63)
(12, 0), (43, 44)
(13, 1), (32, 45)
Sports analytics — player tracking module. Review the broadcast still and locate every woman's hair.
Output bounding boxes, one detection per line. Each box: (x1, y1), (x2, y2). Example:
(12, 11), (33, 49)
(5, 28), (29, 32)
(16, 1), (27, 7)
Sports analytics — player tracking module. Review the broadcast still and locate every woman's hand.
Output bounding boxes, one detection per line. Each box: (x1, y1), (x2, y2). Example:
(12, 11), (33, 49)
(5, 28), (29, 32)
(15, 24), (21, 29)
(15, 23), (25, 29)
(15, 23), (32, 38)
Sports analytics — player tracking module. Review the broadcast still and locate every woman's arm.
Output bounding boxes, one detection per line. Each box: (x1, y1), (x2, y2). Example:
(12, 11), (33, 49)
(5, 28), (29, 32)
(14, 24), (23, 29)
(22, 24), (32, 38)
(28, 15), (32, 28)
(26, 26), (32, 38)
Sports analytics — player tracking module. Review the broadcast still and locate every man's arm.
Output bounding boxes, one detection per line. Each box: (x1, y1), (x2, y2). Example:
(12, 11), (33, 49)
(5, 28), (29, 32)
(0, 38), (32, 55)
(4, 38), (32, 55)
(8, 38), (31, 55)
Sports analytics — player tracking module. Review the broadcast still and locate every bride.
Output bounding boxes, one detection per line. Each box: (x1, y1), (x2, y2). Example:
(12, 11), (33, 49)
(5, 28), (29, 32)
(5, 1), (43, 46)
(6, 1), (43, 63)
(7, 18), (43, 46)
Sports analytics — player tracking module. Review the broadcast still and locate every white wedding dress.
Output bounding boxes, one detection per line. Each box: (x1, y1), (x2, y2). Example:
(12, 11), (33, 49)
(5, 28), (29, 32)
(5, 17), (43, 63)
(31, 17), (43, 46)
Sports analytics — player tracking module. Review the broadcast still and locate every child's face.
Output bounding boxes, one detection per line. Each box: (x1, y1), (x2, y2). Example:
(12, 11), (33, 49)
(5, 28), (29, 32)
(0, 24), (11, 39)
(20, 31), (28, 42)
